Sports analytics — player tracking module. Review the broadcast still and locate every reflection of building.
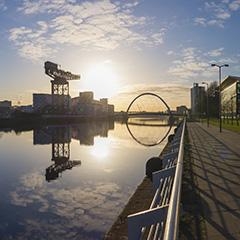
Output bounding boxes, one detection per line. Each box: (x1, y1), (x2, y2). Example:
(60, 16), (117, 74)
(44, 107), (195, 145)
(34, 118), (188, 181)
(221, 76), (240, 118)
(190, 83), (205, 116)
(33, 121), (114, 146)
(33, 121), (114, 181)
(71, 120), (114, 145)
(71, 91), (114, 116)
(34, 126), (80, 182)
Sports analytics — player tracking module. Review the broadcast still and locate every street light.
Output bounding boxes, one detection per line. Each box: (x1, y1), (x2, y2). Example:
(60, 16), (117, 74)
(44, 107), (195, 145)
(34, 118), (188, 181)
(211, 63), (229, 132)
(202, 81), (209, 127)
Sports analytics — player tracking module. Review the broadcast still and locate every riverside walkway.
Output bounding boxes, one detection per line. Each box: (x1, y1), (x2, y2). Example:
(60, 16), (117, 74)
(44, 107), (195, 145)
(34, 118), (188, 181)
(187, 122), (240, 240)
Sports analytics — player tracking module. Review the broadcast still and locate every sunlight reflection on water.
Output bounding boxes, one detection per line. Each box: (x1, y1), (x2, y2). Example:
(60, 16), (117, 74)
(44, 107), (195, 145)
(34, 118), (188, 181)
(0, 120), (174, 239)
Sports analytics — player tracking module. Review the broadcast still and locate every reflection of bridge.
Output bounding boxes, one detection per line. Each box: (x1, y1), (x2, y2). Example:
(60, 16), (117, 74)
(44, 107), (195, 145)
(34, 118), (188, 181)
(125, 93), (177, 146)
(126, 122), (174, 127)
(127, 112), (183, 118)
(127, 112), (170, 117)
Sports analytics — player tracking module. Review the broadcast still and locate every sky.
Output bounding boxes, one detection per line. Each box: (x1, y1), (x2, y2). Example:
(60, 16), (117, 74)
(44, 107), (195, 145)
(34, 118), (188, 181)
(0, 0), (240, 111)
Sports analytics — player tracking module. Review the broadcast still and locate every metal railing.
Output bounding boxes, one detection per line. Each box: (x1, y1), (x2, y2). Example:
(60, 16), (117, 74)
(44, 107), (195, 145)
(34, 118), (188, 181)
(127, 118), (186, 240)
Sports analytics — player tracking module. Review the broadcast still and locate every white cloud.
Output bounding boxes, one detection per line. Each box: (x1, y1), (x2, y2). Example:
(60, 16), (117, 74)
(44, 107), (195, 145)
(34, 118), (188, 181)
(9, 23), (54, 61)
(168, 47), (211, 80)
(0, 0), (7, 11)
(167, 50), (175, 56)
(167, 45), (237, 83)
(207, 48), (224, 57)
(218, 57), (238, 64)
(150, 30), (165, 45)
(194, 0), (237, 28)
(9, 0), (165, 61)
(194, 17), (207, 26)
(204, 1), (231, 20)
(229, 0), (240, 11)
(10, 171), (131, 239)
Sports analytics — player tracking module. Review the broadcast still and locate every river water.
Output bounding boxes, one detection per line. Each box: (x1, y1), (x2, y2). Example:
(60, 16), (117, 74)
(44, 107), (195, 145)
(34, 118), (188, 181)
(0, 119), (173, 240)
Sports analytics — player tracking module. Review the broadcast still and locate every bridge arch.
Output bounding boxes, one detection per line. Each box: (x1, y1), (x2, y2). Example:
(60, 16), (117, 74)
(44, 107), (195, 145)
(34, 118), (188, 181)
(125, 92), (173, 146)
(126, 92), (171, 115)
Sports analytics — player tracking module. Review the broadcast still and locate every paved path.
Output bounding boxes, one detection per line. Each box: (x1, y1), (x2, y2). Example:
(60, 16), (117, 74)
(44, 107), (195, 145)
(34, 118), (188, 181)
(187, 122), (240, 240)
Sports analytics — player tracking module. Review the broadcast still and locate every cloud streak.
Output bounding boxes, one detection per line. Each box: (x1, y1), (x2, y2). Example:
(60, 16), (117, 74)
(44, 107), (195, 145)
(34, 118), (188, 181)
(168, 47), (210, 80)
(193, 0), (239, 28)
(10, 171), (131, 239)
(9, 0), (165, 61)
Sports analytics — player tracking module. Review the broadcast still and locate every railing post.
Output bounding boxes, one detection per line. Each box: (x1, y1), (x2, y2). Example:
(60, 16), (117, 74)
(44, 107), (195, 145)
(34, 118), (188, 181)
(163, 118), (186, 240)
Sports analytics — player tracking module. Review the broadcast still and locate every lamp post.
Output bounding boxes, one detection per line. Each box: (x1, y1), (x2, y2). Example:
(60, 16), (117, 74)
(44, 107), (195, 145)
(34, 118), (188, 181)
(211, 63), (229, 132)
(202, 81), (209, 127)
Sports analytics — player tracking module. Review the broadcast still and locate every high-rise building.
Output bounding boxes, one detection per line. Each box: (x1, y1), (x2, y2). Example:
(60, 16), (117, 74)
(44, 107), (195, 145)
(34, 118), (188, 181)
(190, 83), (205, 116)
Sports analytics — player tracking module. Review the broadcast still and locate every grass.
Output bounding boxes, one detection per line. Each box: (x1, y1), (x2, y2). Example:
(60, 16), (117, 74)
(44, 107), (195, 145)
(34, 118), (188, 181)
(201, 118), (240, 133)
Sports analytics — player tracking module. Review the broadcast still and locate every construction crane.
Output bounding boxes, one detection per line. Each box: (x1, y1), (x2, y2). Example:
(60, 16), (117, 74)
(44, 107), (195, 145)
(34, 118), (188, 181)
(44, 61), (80, 112)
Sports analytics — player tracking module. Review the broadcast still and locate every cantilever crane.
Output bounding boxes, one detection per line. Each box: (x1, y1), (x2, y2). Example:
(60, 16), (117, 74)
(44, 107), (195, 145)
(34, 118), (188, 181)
(44, 61), (80, 112)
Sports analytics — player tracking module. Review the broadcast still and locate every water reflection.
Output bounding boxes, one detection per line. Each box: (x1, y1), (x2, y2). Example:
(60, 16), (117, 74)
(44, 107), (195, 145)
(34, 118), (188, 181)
(0, 119), (176, 240)
(126, 116), (176, 146)
(33, 121), (114, 181)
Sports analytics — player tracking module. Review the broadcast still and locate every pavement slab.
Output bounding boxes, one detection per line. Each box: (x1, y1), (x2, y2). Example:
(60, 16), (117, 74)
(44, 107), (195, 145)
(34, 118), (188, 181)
(187, 122), (240, 240)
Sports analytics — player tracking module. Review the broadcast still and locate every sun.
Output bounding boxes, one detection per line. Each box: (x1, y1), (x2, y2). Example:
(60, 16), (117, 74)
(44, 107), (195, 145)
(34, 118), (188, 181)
(83, 61), (120, 99)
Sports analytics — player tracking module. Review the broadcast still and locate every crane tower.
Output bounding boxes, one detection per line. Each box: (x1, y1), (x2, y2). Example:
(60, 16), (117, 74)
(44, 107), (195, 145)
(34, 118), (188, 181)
(44, 61), (80, 112)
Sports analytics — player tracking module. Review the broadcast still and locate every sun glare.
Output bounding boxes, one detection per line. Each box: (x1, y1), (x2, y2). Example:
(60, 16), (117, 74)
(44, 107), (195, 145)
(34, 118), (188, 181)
(84, 61), (120, 99)
(91, 138), (110, 160)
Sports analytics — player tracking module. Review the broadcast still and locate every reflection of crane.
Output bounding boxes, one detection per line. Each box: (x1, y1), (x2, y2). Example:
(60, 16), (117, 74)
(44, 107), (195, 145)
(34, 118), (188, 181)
(44, 61), (80, 112)
(46, 158), (81, 182)
(45, 126), (81, 182)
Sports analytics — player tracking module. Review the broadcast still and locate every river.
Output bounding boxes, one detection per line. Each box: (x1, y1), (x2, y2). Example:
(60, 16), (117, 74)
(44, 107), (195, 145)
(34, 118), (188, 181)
(0, 119), (173, 240)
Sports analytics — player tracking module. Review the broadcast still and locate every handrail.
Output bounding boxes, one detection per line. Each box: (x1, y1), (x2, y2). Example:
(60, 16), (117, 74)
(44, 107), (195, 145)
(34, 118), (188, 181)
(127, 118), (186, 240)
(163, 118), (186, 240)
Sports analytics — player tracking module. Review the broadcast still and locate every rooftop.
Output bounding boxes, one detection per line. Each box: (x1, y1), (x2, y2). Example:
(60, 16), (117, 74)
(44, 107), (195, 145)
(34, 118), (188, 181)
(221, 75), (240, 91)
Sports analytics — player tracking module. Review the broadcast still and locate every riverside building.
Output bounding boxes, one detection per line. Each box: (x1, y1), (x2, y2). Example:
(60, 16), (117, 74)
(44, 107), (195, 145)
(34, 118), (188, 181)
(221, 75), (240, 119)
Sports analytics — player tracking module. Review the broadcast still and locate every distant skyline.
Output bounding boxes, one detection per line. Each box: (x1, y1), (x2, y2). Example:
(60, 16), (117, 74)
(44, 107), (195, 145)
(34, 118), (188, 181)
(1, 0), (240, 111)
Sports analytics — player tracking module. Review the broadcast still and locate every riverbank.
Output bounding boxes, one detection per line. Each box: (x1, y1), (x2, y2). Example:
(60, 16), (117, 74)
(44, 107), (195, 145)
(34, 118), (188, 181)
(0, 113), (115, 129)
(104, 139), (172, 239)
(103, 122), (204, 240)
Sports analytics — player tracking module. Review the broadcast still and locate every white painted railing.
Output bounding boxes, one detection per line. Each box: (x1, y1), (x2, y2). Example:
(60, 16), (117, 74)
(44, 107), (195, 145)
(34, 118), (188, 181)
(127, 119), (186, 240)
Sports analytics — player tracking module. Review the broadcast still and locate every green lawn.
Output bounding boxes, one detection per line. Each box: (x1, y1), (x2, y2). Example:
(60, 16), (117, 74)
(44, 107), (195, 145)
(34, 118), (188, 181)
(205, 118), (240, 133)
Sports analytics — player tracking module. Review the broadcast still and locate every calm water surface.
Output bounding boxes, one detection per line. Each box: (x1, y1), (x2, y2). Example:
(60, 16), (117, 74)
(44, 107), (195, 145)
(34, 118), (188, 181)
(0, 120), (172, 240)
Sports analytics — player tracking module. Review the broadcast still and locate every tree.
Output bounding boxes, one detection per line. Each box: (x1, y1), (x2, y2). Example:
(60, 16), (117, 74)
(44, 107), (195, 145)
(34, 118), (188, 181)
(207, 81), (219, 118)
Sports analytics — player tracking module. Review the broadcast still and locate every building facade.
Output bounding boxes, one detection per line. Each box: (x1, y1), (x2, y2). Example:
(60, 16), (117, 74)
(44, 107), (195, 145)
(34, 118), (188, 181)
(176, 105), (188, 115)
(0, 100), (12, 117)
(221, 76), (240, 118)
(71, 91), (114, 116)
(0, 100), (11, 108)
(190, 83), (205, 116)
(33, 93), (52, 112)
